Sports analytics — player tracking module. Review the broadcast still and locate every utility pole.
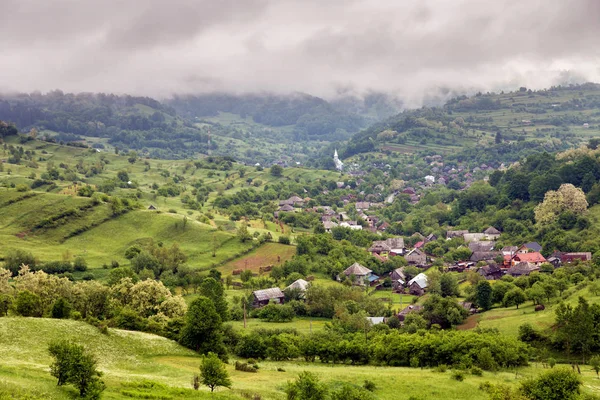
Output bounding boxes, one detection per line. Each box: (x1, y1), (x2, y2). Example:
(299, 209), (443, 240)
(243, 301), (247, 329)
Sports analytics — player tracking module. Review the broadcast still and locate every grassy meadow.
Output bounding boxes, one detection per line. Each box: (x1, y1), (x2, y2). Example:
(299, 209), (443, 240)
(3, 317), (600, 400)
(0, 137), (341, 275)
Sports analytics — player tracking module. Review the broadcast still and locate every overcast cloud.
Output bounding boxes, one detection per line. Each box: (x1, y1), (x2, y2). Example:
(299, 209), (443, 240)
(1, 0), (599, 105)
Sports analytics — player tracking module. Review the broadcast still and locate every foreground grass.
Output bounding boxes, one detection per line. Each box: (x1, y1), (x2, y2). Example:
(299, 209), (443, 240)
(1, 318), (600, 399)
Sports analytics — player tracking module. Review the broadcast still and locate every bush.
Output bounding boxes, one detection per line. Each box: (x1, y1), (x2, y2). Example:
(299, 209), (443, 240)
(73, 257), (88, 272)
(257, 304), (295, 322)
(434, 364), (447, 373)
(51, 298), (72, 319)
(278, 235), (291, 245)
(451, 370), (465, 381)
(520, 368), (581, 400)
(235, 361), (258, 373)
(14, 290), (42, 317)
(471, 367), (483, 376)
(363, 380), (377, 391)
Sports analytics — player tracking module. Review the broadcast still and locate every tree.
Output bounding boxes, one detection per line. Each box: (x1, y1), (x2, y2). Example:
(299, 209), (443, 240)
(286, 371), (328, 400)
(475, 280), (493, 311)
(48, 340), (104, 398)
(4, 248), (36, 276)
(440, 273), (459, 297)
(51, 297), (72, 319)
(199, 352), (231, 392)
(270, 164), (283, 177)
(535, 184), (588, 225)
(14, 290), (42, 317)
(199, 277), (229, 321)
(503, 288), (526, 309)
(179, 296), (227, 358)
(237, 224), (252, 243)
(520, 368), (581, 400)
(590, 355), (600, 379)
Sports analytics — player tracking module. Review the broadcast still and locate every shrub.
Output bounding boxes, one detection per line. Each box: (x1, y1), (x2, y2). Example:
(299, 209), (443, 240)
(434, 364), (448, 373)
(51, 298), (72, 319)
(471, 367), (483, 376)
(520, 368), (581, 400)
(278, 235), (291, 245)
(363, 380), (377, 391)
(14, 290), (42, 317)
(235, 361), (258, 373)
(73, 257), (88, 272)
(257, 304), (295, 322)
(451, 370), (465, 381)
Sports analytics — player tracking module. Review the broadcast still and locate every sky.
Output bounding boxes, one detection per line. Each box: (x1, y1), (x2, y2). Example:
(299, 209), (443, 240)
(2, 0), (600, 106)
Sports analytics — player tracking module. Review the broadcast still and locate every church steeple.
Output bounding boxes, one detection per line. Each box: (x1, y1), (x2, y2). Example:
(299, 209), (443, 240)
(333, 149), (343, 171)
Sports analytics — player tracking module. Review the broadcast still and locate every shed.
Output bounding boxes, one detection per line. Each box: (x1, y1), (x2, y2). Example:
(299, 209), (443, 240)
(252, 288), (285, 307)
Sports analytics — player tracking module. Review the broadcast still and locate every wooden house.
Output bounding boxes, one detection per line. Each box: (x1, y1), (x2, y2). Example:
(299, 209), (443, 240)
(408, 273), (428, 296)
(252, 288), (285, 307)
(405, 248), (426, 266)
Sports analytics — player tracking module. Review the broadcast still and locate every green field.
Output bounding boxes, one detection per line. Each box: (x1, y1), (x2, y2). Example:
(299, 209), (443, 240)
(3, 317), (600, 400)
(0, 138), (343, 272)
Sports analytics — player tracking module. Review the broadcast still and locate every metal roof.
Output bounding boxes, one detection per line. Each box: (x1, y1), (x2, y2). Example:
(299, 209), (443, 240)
(253, 287), (284, 302)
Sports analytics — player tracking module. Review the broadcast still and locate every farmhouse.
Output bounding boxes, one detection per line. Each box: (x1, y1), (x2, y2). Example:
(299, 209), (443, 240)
(463, 233), (486, 243)
(518, 242), (542, 253)
(511, 252), (546, 267)
(408, 273), (428, 296)
(446, 230), (469, 240)
(322, 220), (338, 233)
(508, 262), (540, 277)
(284, 279), (310, 294)
(252, 288), (285, 307)
(483, 226), (501, 240)
(478, 263), (503, 280)
(405, 248), (426, 266)
(468, 241), (495, 253)
(341, 263), (375, 286)
(390, 267), (406, 290)
(355, 201), (371, 211)
(470, 251), (501, 263)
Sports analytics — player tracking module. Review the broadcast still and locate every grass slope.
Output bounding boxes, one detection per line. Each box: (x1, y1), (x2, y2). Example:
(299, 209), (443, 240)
(0, 318), (537, 400)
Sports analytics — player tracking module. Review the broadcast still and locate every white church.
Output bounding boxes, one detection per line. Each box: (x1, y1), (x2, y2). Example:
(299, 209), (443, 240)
(333, 149), (344, 171)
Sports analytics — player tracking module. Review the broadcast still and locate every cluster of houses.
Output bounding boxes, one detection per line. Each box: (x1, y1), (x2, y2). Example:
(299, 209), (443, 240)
(336, 261), (430, 296)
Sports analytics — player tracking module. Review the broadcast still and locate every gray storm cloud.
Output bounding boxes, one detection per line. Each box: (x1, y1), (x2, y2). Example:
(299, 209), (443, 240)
(1, 0), (599, 105)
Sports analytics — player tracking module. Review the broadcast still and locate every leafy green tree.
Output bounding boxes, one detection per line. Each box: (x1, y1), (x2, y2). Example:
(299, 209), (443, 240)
(520, 368), (581, 400)
(4, 249), (36, 276)
(270, 165), (283, 177)
(503, 288), (527, 309)
(51, 298), (72, 319)
(286, 371), (328, 400)
(14, 290), (42, 317)
(589, 355), (600, 379)
(48, 340), (104, 398)
(199, 277), (229, 321)
(237, 224), (252, 243)
(440, 273), (459, 298)
(199, 352), (231, 392)
(179, 296), (227, 359)
(475, 280), (493, 311)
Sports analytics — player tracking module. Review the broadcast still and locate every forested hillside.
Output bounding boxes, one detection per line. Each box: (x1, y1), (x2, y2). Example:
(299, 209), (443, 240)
(342, 83), (600, 168)
(0, 90), (400, 165)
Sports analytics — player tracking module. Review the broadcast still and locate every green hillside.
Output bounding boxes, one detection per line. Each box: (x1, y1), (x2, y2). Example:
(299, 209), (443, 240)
(0, 190), (245, 270)
(5, 317), (595, 400)
(343, 83), (600, 166)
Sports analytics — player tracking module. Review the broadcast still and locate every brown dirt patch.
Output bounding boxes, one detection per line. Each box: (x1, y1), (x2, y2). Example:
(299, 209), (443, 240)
(220, 243), (296, 275)
(456, 314), (480, 330)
